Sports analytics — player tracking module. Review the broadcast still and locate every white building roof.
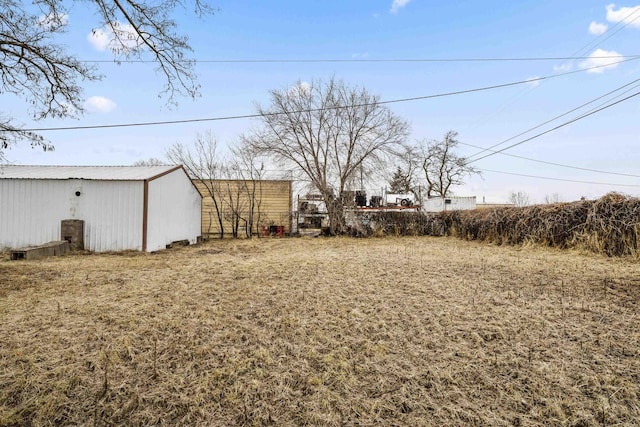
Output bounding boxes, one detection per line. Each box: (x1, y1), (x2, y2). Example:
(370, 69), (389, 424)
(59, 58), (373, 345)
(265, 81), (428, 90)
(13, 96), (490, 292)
(0, 165), (181, 181)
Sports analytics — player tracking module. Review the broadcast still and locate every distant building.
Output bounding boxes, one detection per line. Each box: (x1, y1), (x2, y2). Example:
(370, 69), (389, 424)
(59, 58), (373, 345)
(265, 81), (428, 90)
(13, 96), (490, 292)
(422, 196), (477, 212)
(0, 165), (201, 252)
(194, 179), (292, 238)
(475, 196), (515, 209)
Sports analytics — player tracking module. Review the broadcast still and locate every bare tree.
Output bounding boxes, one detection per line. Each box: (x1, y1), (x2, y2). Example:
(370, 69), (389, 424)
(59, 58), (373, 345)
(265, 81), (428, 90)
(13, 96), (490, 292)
(1, 0), (215, 161)
(166, 132), (225, 239)
(230, 143), (266, 238)
(218, 175), (246, 239)
(245, 77), (409, 235)
(390, 142), (424, 202)
(508, 191), (531, 207)
(132, 157), (166, 166)
(419, 131), (480, 198)
(544, 193), (563, 204)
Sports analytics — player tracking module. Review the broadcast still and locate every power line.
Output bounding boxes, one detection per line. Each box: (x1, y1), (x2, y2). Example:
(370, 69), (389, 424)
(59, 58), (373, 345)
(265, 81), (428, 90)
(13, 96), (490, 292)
(16, 56), (640, 133)
(463, 6), (640, 146)
(466, 77), (640, 160)
(479, 168), (640, 187)
(467, 89), (640, 164)
(81, 54), (640, 64)
(459, 140), (640, 178)
(572, 7), (640, 57)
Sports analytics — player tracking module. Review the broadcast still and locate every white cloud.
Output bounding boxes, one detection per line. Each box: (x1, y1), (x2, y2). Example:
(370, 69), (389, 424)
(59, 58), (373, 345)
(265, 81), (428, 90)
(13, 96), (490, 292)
(589, 21), (608, 35)
(390, 0), (412, 14)
(85, 96), (117, 113)
(553, 62), (573, 72)
(87, 22), (143, 52)
(37, 12), (68, 30)
(525, 77), (541, 87)
(87, 28), (111, 51)
(285, 81), (311, 100)
(606, 4), (640, 28)
(579, 49), (623, 73)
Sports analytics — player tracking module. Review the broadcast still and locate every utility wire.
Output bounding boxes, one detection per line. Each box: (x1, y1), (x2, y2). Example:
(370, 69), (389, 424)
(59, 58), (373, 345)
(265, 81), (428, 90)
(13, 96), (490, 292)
(465, 3), (640, 159)
(16, 56), (640, 133)
(468, 89), (640, 164)
(81, 55), (640, 64)
(436, 41), (640, 185)
(408, 10), (640, 181)
(464, 6), (640, 156)
(466, 77), (640, 160)
(459, 139), (640, 178)
(571, 7), (640, 57)
(479, 168), (640, 187)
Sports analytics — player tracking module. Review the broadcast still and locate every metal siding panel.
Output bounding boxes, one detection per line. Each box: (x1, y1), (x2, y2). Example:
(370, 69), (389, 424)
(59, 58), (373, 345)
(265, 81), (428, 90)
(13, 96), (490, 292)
(0, 179), (73, 249)
(147, 170), (201, 251)
(0, 165), (177, 180)
(0, 179), (144, 251)
(423, 196), (477, 213)
(80, 181), (143, 252)
(1, 180), (14, 247)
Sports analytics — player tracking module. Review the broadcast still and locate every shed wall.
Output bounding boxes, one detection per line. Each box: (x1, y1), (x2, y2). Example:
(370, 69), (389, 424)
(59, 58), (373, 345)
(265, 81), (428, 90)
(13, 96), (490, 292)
(146, 170), (202, 251)
(0, 179), (143, 251)
(423, 196), (477, 213)
(196, 180), (292, 237)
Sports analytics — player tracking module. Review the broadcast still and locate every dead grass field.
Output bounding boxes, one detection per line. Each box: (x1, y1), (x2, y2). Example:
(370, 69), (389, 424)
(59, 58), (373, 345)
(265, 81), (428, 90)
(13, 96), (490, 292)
(1, 237), (639, 426)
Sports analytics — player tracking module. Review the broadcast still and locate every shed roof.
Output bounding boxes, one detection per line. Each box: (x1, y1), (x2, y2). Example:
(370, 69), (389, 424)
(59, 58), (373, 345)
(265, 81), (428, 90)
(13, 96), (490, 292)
(0, 165), (181, 181)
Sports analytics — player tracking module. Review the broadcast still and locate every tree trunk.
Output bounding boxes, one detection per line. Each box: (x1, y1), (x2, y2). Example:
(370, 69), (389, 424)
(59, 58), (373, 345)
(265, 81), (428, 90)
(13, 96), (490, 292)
(326, 197), (347, 235)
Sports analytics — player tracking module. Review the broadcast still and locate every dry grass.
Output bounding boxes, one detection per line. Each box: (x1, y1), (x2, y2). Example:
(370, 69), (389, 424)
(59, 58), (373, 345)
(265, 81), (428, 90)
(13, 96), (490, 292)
(1, 237), (639, 426)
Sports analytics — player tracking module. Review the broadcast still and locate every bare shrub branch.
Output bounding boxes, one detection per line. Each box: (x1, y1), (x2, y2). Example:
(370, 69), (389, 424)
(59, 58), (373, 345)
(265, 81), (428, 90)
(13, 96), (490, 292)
(0, 0), (215, 160)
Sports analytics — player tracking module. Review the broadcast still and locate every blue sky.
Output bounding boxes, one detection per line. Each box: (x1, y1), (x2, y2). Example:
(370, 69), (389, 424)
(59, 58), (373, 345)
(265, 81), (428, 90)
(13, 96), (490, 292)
(5, 0), (640, 203)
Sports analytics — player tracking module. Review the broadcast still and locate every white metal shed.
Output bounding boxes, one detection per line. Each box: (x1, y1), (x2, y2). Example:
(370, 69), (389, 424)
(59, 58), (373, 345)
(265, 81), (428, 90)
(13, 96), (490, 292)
(0, 165), (202, 252)
(422, 196), (477, 213)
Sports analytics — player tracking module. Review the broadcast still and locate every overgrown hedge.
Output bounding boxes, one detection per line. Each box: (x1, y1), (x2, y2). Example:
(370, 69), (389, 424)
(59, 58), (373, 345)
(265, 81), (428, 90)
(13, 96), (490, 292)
(358, 193), (640, 257)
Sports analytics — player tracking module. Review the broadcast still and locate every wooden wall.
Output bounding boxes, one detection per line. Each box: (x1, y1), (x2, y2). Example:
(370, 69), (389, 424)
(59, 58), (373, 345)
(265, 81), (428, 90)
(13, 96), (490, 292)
(194, 180), (292, 237)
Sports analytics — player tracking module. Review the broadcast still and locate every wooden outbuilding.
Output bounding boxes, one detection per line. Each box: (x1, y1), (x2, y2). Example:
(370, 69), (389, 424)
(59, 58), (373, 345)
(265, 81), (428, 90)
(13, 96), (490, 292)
(194, 179), (292, 238)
